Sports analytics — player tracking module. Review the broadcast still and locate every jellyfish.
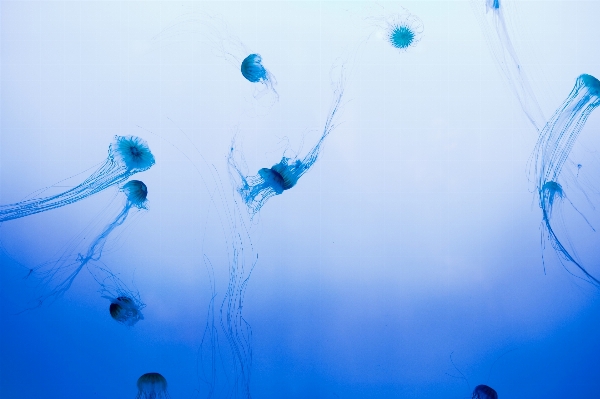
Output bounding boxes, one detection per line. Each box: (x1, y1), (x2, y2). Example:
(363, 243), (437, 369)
(471, 0), (546, 131)
(108, 296), (144, 326)
(530, 74), (600, 286)
(27, 180), (150, 307)
(136, 373), (170, 399)
(472, 384), (498, 399)
(366, 5), (424, 53)
(152, 11), (278, 113)
(0, 136), (155, 223)
(241, 53), (274, 87)
(228, 64), (346, 217)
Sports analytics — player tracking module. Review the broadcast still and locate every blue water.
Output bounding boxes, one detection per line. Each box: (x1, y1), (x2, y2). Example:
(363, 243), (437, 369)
(1, 2), (599, 398)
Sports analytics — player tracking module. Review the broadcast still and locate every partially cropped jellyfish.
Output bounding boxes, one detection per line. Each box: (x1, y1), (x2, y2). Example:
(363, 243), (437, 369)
(228, 64), (346, 217)
(28, 180), (150, 307)
(472, 384), (498, 399)
(471, 0), (545, 131)
(530, 74), (600, 286)
(0, 136), (155, 223)
(367, 5), (424, 53)
(136, 373), (170, 399)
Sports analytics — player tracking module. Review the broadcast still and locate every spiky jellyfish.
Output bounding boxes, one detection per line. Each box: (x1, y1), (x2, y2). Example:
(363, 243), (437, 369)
(0, 136), (155, 223)
(28, 180), (151, 308)
(531, 74), (600, 286)
(366, 5), (424, 53)
(228, 64), (346, 218)
(385, 11), (423, 51)
(136, 373), (170, 399)
(471, 0), (546, 131)
(472, 384), (498, 399)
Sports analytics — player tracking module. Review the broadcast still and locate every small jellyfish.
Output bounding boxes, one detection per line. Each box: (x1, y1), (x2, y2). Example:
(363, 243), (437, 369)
(472, 384), (498, 399)
(241, 53), (271, 84)
(29, 180), (150, 307)
(471, 0), (545, 131)
(385, 10), (424, 51)
(228, 64), (345, 217)
(0, 136), (155, 223)
(152, 12), (278, 113)
(136, 373), (170, 399)
(531, 74), (600, 286)
(366, 5), (424, 53)
(108, 296), (144, 327)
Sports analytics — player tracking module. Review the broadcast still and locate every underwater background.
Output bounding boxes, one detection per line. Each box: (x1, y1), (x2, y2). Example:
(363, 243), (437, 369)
(1, 1), (599, 398)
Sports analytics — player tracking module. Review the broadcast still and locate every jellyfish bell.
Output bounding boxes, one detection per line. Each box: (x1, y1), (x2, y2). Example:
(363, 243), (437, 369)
(241, 53), (268, 83)
(136, 372), (170, 399)
(368, 6), (424, 53)
(113, 135), (156, 173)
(107, 295), (144, 327)
(472, 384), (498, 399)
(580, 73), (600, 96)
(485, 0), (501, 11)
(541, 181), (563, 209)
(122, 180), (149, 209)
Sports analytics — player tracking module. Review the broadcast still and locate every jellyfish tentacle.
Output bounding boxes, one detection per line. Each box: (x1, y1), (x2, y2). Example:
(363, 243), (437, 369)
(531, 75), (600, 286)
(0, 136), (154, 223)
(28, 180), (149, 308)
(472, 0), (546, 131)
(228, 64), (346, 218)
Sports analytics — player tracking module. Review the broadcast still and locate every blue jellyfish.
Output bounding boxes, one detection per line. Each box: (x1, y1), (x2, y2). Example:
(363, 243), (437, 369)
(28, 180), (150, 307)
(136, 373), (170, 399)
(472, 384), (498, 399)
(241, 53), (274, 86)
(152, 12), (278, 113)
(366, 5), (424, 53)
(471, 0), (546, 131)
(531, 74), (600, 285)
(0, 136), (155, 223)
(109, 296), (144, 326)
(228, 65), (346, 217)
(204, 12), (278, 111)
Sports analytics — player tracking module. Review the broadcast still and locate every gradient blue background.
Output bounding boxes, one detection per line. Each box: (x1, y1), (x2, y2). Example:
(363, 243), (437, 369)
(1, 1), (599, 398)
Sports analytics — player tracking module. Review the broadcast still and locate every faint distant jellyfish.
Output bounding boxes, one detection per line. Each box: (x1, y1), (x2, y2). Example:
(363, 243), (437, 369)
(108, 296), (144, 326)
(531, 74), (600, 286)
(0, 135), (155, 223)
(228, 65), (345, 217)
(472, 384), (498, 399)
(31, 180), (151, 306)
(136, 373), (170, 399)
(471, 0), (545, 131)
